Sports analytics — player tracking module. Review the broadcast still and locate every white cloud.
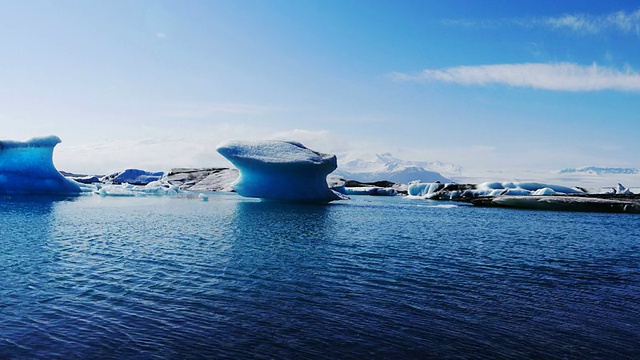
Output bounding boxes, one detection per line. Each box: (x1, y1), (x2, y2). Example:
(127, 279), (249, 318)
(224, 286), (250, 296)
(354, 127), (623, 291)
(444, 8), (640, 36)
(391, 63), (640, 91)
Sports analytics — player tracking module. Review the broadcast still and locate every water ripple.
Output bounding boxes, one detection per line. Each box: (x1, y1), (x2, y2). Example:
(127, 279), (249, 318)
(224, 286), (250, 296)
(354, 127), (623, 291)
(0, 195), (639, 358)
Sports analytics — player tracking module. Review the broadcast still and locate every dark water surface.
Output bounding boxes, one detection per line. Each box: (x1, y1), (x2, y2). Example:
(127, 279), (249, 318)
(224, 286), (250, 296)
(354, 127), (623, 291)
(1, 194), (639, 359)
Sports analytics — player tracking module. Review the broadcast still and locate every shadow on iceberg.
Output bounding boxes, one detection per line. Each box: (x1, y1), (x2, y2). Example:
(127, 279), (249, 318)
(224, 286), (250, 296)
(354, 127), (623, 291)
(0, 136), (84, 196)
(216, 140), (348, 203)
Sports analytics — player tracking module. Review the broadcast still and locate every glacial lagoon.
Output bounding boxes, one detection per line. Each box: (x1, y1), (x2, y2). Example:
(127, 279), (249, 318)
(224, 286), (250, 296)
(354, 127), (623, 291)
(1, 194), (639, 359)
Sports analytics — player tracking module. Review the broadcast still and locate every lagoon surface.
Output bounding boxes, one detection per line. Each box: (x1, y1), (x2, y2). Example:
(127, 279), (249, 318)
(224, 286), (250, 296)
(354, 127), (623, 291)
(1, 194), (639, 359)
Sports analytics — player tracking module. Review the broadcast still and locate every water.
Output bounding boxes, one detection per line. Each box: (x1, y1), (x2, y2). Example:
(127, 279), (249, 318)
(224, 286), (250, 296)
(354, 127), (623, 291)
(1, 194), (639, 359)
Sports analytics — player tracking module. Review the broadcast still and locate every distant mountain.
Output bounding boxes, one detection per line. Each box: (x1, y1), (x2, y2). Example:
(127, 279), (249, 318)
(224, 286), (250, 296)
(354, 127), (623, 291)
(335, 152), (456, 184)
(559, 166), (639, 175)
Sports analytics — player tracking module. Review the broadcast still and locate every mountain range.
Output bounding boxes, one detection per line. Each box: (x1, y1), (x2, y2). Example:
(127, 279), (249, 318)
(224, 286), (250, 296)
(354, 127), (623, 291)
(335, 152), (459, 184)
(559, 166), (639, 175)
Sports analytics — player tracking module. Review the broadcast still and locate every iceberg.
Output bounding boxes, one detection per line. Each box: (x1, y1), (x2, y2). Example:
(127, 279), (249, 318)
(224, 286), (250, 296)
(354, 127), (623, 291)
(216, 140), (348, 203)
(0, 136), (83, 195)
(102, 169), (165, 185)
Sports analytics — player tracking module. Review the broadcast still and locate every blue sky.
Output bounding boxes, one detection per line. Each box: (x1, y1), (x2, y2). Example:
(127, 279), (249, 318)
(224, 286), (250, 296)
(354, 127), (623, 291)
(2, 0), (639, 176)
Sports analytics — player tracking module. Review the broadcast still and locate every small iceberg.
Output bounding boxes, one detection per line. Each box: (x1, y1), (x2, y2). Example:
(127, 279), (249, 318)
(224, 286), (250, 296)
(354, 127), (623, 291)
(216, 140), (348, 203)
(102, 169), (165, 185)
(0, 136), (85, 195)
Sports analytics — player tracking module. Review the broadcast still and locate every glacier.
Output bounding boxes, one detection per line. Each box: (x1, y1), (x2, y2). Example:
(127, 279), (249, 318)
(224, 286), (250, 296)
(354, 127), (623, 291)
(0, 136), (84, 195)
(216, 140), (348, 203)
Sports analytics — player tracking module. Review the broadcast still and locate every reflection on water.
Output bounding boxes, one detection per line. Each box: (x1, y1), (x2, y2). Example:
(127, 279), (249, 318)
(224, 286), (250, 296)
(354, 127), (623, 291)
(0, 195), (639, 359)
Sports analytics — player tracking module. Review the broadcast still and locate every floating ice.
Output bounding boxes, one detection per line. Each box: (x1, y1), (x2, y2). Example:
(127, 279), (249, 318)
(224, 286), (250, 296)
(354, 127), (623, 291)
(0, 136), (84, 195)
(476, 181), (583, 195)
(216, 140), (348, 203)
(96, 181), (180, 197)
(407, 182), (444, 198)
(407, 180), (585, 200)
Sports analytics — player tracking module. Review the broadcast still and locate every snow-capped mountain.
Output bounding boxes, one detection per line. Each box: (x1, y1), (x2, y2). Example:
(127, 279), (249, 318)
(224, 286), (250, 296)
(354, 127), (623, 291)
(334, 152), (458, 184)
(559, 166), (639, 175)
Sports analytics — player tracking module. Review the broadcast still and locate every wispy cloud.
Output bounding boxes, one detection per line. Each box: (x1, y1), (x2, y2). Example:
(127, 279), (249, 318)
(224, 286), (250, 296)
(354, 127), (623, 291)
(444, 8), (640, 36)
(391, 63), (640, 91)
(539, 9), (640, 35)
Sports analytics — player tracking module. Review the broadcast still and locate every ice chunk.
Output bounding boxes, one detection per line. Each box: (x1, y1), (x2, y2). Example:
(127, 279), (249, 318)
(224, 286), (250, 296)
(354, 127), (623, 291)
(614, 183), (633, 195)
(0, 136), (83, 195)
(216, 140), (348, 203)
(407, 182), (444, 197)
(532, 187), (556, 196)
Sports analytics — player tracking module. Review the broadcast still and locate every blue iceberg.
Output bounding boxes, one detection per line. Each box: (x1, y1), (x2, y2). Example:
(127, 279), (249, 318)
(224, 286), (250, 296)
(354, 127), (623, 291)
(103, 169), (165, 185)
(216, 140), (347, 203)
(0, 136), (83, 195)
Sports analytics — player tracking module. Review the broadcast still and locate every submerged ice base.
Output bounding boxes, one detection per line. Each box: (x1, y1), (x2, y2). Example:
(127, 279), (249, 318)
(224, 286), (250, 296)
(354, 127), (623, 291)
(0, 136), (83, 195)
(216, 140), (347, 203)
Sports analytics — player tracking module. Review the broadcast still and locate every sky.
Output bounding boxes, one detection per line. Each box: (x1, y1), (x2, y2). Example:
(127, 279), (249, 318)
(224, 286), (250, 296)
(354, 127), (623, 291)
(2, 0), (640, 177)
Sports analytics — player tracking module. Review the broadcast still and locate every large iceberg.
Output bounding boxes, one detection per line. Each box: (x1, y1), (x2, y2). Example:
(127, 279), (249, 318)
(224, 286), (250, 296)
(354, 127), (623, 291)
(0, 136), (83, 195)
(216, 140), (347, 203)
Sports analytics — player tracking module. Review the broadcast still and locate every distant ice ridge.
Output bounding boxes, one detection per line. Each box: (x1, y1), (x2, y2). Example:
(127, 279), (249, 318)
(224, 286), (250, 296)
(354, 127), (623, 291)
(216, 140), (348, 203)
(344, 187), (397, 196)
(165, 168), (238, 192)
(0, 136), (88, 195)
(408, 181), (585, 200)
